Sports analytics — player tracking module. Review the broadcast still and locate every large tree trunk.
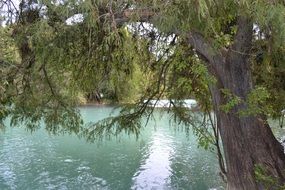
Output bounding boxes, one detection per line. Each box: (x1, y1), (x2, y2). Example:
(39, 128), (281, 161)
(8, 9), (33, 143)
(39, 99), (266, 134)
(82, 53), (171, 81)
(211, 84), (285, 189)
(208, 22), (285, 188)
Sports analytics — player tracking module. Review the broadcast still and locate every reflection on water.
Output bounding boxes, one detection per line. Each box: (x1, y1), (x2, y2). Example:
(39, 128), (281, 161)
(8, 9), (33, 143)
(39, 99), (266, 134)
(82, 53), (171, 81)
(132, 128), (174, 190)
(0, 106), (225, 190)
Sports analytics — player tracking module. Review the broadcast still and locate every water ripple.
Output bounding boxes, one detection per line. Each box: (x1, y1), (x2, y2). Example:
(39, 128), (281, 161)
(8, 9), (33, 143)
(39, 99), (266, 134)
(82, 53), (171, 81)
(0, 108), (225, 190)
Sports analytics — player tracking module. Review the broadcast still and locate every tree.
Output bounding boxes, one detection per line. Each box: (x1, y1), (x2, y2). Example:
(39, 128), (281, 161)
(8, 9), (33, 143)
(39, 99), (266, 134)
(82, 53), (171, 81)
(1, 0), (285, 189)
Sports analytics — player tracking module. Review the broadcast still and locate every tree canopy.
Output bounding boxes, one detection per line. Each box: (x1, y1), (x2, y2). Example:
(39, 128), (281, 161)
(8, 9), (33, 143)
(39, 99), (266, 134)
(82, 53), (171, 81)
(0, 0), (284, 134)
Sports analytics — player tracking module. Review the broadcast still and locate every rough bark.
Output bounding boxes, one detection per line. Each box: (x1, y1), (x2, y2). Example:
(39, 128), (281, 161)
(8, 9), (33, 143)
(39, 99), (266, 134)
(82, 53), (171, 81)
(207, 17), (285, 189)
(211, 68), (285, 189)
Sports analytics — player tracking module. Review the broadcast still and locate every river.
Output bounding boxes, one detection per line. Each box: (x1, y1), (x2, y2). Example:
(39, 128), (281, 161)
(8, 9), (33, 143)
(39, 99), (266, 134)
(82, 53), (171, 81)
(0, 106), (230, 190)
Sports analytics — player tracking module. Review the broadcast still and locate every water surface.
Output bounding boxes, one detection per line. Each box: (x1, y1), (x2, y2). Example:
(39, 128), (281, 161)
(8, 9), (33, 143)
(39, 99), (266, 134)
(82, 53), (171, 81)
(0, 106), (224, 190)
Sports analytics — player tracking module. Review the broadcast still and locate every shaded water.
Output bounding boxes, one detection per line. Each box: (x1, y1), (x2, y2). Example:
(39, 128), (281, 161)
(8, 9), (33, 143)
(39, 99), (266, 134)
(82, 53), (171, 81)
(0, 106), (225, 190)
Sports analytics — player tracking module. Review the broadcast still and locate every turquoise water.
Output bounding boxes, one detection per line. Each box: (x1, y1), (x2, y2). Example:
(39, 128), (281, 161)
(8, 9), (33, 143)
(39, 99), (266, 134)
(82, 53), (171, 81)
(0, 106), (224, 190)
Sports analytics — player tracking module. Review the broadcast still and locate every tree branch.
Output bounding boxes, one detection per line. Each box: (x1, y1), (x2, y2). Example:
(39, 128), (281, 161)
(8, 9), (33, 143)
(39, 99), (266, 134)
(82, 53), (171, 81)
(186, 31), (221, 63)
(185, 31), (227, 86)
(114, 8), (228, 87)
(114, 8), (224, 65)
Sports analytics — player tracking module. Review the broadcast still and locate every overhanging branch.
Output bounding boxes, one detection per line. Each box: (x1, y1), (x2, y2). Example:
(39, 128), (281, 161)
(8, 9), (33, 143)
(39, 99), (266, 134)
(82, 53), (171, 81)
(114, 8), (223, 63)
